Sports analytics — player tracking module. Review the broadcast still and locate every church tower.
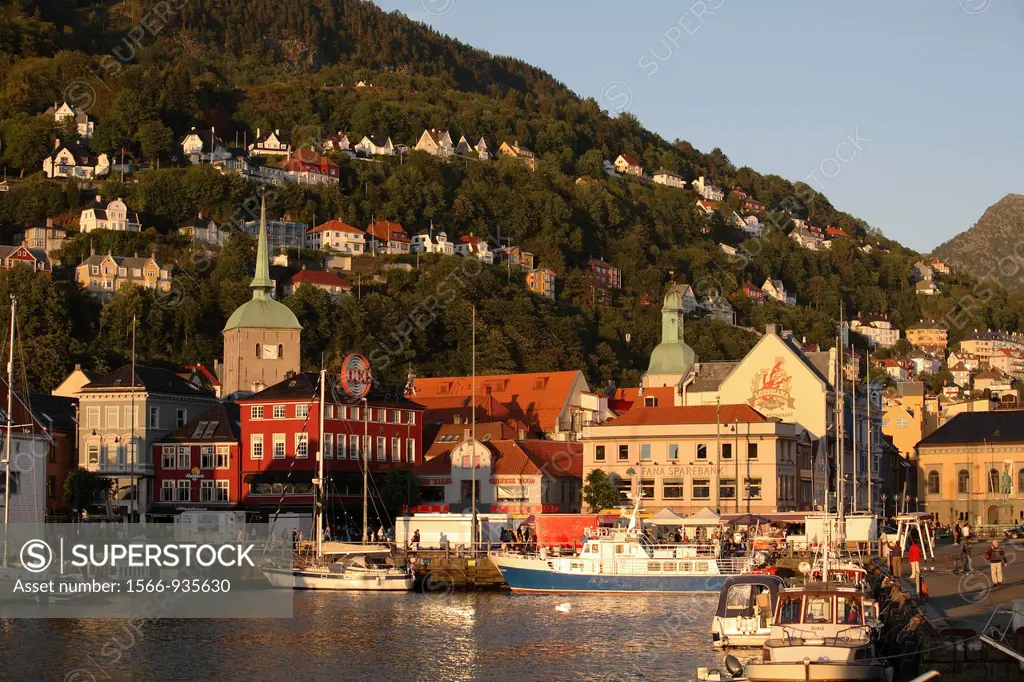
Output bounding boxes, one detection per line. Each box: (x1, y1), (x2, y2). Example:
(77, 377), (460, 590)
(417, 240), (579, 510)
(221, 195), (302, 396)
(643, 285), (697, 392)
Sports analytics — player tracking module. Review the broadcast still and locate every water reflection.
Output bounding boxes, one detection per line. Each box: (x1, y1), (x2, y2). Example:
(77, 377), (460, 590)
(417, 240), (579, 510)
(0, 592), (722, 681)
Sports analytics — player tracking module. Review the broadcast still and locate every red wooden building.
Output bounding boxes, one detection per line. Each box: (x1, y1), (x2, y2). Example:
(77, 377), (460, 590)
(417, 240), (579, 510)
(236, 372), (425, 515)
(150, 402), (243, 517)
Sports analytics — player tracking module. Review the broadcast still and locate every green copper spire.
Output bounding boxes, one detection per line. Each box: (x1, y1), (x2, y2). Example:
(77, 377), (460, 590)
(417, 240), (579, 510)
(647, 285), (696, 376)
(250, 194), (273, 299)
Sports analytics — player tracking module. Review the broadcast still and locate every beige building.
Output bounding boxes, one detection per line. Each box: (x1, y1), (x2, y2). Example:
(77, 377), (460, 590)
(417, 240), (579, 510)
(917, 410), (1024, 525)
(76, 254), (172, 302)
(581, 404), (799, 514)
(221, 199), (302, 396)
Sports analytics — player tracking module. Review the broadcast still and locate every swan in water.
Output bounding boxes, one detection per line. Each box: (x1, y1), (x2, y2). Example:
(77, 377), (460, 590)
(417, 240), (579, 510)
(555, 602), (571, 613)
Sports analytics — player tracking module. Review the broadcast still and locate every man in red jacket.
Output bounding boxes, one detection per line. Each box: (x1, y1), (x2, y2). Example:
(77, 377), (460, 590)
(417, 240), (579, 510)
(908, 539), (922, 583)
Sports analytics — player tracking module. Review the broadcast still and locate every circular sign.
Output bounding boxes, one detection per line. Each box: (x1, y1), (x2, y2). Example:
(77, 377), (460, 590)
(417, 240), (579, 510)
(341, 353), (372, 399)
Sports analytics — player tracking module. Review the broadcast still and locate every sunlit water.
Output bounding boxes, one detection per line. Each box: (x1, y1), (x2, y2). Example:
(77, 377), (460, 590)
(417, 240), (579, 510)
(0, 592), (730, 681)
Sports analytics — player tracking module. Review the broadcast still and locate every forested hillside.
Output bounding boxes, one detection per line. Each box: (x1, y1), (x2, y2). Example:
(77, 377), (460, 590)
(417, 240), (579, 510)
(2, 0), (1024, 395)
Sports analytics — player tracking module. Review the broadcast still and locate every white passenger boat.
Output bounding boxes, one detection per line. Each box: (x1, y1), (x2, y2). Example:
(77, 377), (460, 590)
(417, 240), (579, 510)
(712, 575), (788, 649)
(490, 499), (749, 593)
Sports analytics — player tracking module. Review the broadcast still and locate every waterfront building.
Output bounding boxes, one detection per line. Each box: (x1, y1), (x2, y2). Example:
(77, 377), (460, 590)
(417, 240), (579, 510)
(221, 200), (302, 396)
(580, 403), (799, 515)
(0, 380), (56, 525)
(29, 393), (78, 518)
(236, 372), (424, 516)
(412, 438), (582, 514)
(78, 365), (218, 518)
(917, 410), (1024, 526)
(150, 402), (242, 518)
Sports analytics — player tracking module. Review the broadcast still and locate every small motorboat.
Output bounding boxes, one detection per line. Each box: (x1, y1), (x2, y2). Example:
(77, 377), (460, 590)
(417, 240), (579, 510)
(712, 574), (788, 649)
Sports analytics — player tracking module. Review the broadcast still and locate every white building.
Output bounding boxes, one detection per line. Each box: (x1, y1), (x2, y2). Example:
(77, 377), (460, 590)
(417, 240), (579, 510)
(248, 128), (290, 157)
(43, 140), (110, 179)
(454, 234), (493, 264)
(411, 229), (455, 255)
(849, 317), (900, 349)
(79, 197), (142, 233)
(692, 176), (724, 201)
(652, 170), (686, 188)
(415, 129), (455, 158)
(355, 135), (394, 157)
(762, 278), (796, 306)
(180, 127), (232, 164)
(44, 101), (94, 139)
(456, 135), (490, 160)
(305, 220), (366, 254)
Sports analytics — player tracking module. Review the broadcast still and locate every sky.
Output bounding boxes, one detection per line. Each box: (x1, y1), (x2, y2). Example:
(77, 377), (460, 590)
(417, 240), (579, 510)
(372, 0), (1024, 253)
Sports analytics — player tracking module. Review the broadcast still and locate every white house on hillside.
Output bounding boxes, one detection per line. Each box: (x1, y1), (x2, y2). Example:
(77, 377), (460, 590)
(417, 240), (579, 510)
(248, 128), (290, 157)
(43, 101), (94, 139)
(415, 129), (455, 158)
(692, 176), (724, 201)
(79, 197), (142, 233)
(356, 135), (394, 157)
(652, 169), (685, 188)
(43, 140), (110, 179)
(762, 278), (796, 305)
(180, 127), (232, 164)
(614, 154), (644, 177)
(411, 229), (455, 255)
(454, 234), (493, 264)
(456, 135), (490, 159)
(306, 220), (366, 254)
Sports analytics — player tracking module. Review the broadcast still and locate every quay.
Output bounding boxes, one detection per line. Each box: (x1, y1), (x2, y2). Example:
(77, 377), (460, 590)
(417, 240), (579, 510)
(398, 548), (506, 591)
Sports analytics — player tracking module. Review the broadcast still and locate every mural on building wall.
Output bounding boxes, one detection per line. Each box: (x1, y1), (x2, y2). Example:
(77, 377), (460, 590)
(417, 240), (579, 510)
(749, 358), (794, 412)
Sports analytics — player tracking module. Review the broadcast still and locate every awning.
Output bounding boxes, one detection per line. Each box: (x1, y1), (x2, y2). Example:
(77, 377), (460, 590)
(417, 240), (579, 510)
(243, 471), (314, 484)
(681, 506), (725, 526)
(722, 513), (771, 526)
(647, 508), (687, 525)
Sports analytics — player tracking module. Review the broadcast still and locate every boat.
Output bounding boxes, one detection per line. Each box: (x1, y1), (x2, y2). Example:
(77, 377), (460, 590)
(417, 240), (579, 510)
(712, 574), (788, 649)
(260, 368), (413, 591)
(489, 498), (749, 593)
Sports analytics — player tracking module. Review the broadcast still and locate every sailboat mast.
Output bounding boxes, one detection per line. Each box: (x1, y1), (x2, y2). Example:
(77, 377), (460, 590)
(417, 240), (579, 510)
(2, 295), (14, 569)
(867, 360), (873, 516)
(852, 345), (857, 514)
(471, 306), (477, 549)
(362, 396), (368, 544)
(316, 369), (326, 556)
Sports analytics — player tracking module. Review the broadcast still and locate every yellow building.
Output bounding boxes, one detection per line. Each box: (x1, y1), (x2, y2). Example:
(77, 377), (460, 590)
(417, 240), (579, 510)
(76, 254), (172, 302)
(917, 410), (1024, 525)
(580, 403), (799, 514)
(905, 321), (947, 352)
(526, 268), (556, 299)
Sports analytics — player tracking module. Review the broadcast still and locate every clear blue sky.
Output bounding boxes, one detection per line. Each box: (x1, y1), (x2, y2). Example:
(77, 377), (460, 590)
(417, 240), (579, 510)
(373, 0), (1024, 253)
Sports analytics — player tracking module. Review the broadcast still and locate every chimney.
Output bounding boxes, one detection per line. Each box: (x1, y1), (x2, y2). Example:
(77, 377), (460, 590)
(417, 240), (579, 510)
(45, 218), (53, 228)
(256, 128), (261, 139)
(275, 129), (280, 136)
(74, 364), (81, 371)
(766, 324), (778, 336)
(54, 138), (61, 150)
(95, 194), (102, 203)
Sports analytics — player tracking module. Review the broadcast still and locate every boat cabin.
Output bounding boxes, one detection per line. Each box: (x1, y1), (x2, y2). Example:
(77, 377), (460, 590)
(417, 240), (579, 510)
(770, 583), (873, 646)
(716, 575), (786, 623)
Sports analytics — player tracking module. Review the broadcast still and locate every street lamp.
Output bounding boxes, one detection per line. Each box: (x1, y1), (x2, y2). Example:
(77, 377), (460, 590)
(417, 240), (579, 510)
(881, 493), (888, 521)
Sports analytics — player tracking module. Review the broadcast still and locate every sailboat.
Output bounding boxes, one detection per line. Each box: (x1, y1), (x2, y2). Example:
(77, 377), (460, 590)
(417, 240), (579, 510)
(261, 369), (414, 591)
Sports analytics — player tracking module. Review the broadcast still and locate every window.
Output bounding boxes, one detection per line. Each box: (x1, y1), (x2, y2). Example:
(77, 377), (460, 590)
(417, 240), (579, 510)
(251, 434), (264, 460)
(295, 433), (308, 459)
(200, 446), (215, 469)
(251, 405), (264, 420)
(663, 478), (684, 499)
(838, 596), (862, 625)
(640, 444), (651, 461)
(273, 405), (286, 419)
(376, 409), (385, 422)
(895, 418), (909, 429)
(323, 433), (333, 459)
(88, 444), (99, 464)
(722, 443), (732, 460)
(273, 434), (285, 459)
(778, 596), (803, 625)
(86, 407), (99, 429)
(214, 446), (229, 469)
(697, 444), (707, 460)
(350, 437), (360, 460)
(693, 479), (711, 499)
(389, 410), (399, 424)
(720, 478), (736, 499)
(177, 480), (191, 502)
(255, 343), (261, 358)
(200, 480), (214, 502)
(376, 436), (386, 461)
(595, 445), (606, 462)
(391, 437), (401, 461)
(618, 445), (629, 461)
(177, 446), (190, 470)
(957, 469), (969, 494)
(148, 406), (159, 429)
(105, 406), (118, 429)
(639, 479), (655, 499)
(216, 481), (229, 502)
(337, 434), (347, 460)
(496, 485), (528, 502)
(405, 411), (416, 425)
(1019, 469), (1024, 496)
(804, 596), (832, 624)
(747, 443), (757, 460)
(881, 417), (890, 427)
(644, 396), (658, 407)
(668, 444), (679, 461)
(161, 480), (174, 501)
(296, 404), (309, 418)
(745, 477), (763, 500)
(162, 446), (175, 470)
(927, 470), (940, 495)
(176, 409), (187, 428)
(406, 438), (415, 463)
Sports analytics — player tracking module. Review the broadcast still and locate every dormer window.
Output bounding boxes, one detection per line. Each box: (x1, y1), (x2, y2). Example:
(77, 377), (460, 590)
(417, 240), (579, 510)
(644, 397), (658, 407)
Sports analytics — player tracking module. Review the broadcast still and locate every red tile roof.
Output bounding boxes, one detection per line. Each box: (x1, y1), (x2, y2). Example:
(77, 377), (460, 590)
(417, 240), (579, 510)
(618, 154), (642, 167)
(413, 440), (582, 478)
(412, 371), (583, 434)
(608, 404), (766, 427)
(366, 220), (409, 242)
(288, 269), (350, 289)
(609, 387), (676, 414)
(309, 219), (363, 235)
(825, 226), (849, 238)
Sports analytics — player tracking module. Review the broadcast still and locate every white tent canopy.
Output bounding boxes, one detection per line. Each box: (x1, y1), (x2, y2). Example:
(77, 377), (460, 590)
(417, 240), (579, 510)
(647, 508), (686, 525)
(681, 507), (725, 526)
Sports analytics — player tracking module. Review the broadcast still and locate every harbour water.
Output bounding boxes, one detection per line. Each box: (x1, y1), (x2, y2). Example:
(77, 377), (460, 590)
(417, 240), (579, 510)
(0, 592), (725, 681)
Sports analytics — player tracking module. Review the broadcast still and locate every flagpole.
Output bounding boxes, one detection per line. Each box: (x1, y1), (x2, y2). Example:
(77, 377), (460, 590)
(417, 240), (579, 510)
(471, 305), (477, 550)
(130, 312), (136, 522)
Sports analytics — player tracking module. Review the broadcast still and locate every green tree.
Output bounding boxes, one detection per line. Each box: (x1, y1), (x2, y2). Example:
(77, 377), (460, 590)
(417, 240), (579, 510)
(63, 467), (113, 520)
(583, 469), (620, 512)
(136, 120), (175, 165)
(376, 466), (420, 522)
(0, 115), (52, 177)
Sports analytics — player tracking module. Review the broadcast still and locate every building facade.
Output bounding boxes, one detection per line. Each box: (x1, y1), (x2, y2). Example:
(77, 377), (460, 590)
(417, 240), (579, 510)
(526, 268), (556, 299)
(906, 321), (948, 352)
(76, 255), (172, 302)
(306, 220), (365, 254)
(79, 197), (142, 233)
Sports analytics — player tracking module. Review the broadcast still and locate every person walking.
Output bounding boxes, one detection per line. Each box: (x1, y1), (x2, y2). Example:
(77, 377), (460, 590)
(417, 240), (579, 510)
(962, 535), (974, 574)
(953, 522), (961, 546)
(908, 539), (922, 583)
(986, 540), (1007, 586)
(888, 538), (903, 579)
